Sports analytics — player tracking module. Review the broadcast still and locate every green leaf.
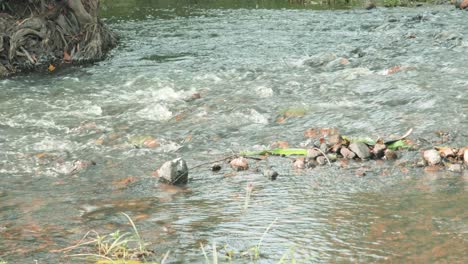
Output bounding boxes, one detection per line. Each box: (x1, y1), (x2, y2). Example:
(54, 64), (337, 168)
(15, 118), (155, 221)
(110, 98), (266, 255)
(386, 140), (410, 150)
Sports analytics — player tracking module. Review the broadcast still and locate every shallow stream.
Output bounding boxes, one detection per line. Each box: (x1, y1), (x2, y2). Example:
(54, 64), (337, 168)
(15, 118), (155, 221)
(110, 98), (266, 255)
(1, 2), (467, 263)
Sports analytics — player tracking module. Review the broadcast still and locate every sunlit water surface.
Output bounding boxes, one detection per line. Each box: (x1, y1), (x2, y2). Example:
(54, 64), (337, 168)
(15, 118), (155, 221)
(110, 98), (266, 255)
(1, 4), (467, 263)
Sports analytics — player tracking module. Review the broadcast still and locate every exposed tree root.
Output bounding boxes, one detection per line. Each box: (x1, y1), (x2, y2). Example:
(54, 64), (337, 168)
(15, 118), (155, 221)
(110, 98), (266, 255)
(0, 0), (117, 78)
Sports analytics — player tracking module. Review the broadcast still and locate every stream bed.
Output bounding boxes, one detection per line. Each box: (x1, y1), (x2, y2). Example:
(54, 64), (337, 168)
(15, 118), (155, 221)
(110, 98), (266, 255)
(1, 2), (467, 263)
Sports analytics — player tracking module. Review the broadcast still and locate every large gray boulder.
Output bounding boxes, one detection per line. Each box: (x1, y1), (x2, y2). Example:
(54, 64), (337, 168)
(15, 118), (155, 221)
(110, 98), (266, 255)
(158, 158), (188, 185)
(349, 142), (371, 160)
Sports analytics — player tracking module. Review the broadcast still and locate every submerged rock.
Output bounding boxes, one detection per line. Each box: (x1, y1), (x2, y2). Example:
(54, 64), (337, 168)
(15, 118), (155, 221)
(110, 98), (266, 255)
(447, 163), (463, 172)
(158, 158), (189, 185)
(384, 149), (398, 160)
(349, 142), (371, 160)
(423, 149), (441, 166)
(263, 168), (279, 180)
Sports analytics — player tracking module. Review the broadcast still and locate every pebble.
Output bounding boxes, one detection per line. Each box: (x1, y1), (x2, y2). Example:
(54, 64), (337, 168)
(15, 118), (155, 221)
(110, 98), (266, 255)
(211, 163), (222, 172)
(384, 149), (398, 160)
(317, 156), (327, 166)
(230, 157), (249, 171)
(349, 142), (371, 160)
(158, 158), (189, 185)
(340, 147), (356, 159)
(293, 158), (305, 169)
(263, 168), (279, 180)
(372, 143), (387, 159)
(307, 149), (322, 159)
(423, 149), (441, 166)
(447, 164), (463, 173)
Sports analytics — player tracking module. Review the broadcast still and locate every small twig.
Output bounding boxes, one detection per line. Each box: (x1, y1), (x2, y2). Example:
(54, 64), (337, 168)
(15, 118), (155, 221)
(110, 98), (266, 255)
(313, 147), (331, 166)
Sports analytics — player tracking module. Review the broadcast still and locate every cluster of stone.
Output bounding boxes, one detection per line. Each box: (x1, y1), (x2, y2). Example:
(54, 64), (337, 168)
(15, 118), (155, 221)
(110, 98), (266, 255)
(419, 147), (468, 172)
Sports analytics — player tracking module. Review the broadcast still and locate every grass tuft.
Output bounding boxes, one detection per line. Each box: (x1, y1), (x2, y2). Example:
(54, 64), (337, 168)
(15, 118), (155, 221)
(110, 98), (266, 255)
(60, 212), (160, 263)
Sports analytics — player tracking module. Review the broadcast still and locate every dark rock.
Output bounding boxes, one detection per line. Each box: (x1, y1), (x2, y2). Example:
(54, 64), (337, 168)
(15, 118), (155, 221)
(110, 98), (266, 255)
(340, 147), (356, 159)
(372, 143), (387, 159)
(263, 168), (279, 180)
(211, 163), (222, 172)
(423, 149), (441, 166)
(384, 149), (398, 160)
(349, 142), (371, 160)
(158, 158), (188, 185)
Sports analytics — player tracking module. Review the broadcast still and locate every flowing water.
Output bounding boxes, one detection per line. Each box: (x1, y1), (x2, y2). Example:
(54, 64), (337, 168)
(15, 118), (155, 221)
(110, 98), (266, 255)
(1, 2), (468, 263)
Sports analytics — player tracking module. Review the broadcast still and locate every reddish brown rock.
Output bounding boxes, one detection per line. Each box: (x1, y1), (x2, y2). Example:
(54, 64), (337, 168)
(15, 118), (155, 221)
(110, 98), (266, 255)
(293, 158), (306, 169)
(464, 148), (468, 165)
(340, 147), (356, 159)
(230, 157), (249, 171)
(461, 0), (468, 9)
(436, 147), (456, 158)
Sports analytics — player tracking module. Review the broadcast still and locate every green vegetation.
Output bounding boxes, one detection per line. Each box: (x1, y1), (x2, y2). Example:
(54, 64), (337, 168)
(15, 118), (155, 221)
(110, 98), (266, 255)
(63, 213), (163, 264)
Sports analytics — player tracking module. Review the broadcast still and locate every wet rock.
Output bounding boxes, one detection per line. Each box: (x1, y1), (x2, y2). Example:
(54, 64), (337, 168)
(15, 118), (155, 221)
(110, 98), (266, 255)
(307, 148), (322, 160)
(340, 147), (356, 159)
(349, 142), (371, 160)
(330, 143), (342, 153)
(293, 158), (306, 169)
(230, 157), (249, 171)
(447, 163), (463, 173)
(372, 143), (387, 159)
(316, 156), (327, 166)
(158, 158), (189, 185)
(365, 1), (377, 10)
(464, 149), (468, 165)
(384, 149), (398, 160)
(437, 147), (455, 158)
(263, 168), (279, 180)
(211, 163), (222, 172)
(423, 149), (441, 166)
(307, 159), (318, 168)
